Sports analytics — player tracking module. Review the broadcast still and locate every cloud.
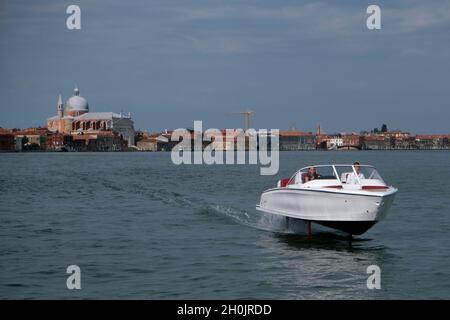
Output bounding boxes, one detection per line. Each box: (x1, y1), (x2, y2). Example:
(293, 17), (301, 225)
(171, 1), (450, 35)
(385, 2), (450, 33)
(3, 1), (450, 56)
(172, 3), (362, 37)
(159, 1), (450, 54)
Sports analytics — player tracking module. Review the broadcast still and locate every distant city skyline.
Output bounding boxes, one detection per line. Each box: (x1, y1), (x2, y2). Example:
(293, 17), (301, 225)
(1, 0), (450, 133)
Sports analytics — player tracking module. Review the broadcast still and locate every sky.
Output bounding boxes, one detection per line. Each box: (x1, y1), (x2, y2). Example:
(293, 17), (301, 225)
(1, 0), (450, 134)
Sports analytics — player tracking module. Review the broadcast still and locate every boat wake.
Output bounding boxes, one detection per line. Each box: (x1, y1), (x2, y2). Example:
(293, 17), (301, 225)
(140, 186), (315, 235)
(198, 205), (254, 227)
(201, 204), (314, 235)
(120, 180), (356, 236)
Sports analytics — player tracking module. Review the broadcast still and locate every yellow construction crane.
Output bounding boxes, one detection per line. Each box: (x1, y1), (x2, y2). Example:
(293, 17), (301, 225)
(226, 110), (255, 131)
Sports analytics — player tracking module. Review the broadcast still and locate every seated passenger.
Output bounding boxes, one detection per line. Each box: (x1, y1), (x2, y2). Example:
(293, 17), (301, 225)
(304, 166), (320, 182)
(346, 162), (365, 184)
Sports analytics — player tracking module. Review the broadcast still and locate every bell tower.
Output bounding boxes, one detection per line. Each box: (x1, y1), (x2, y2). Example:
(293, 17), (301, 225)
(57, 94), (64, 118)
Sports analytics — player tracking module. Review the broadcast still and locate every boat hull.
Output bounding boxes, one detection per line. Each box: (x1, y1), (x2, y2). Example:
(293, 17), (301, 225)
(256, 187), (397, 235)
(312, 220), (377, 235)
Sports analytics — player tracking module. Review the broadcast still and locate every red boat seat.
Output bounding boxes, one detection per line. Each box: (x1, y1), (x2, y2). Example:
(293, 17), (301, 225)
(279, 178), (290, 187)
(301, 172), (308, 183)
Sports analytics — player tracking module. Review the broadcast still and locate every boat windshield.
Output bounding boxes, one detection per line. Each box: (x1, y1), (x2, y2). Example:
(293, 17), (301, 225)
(293, 165), (338, 184)
(292, 165), (385, 185)
(334, 165), (385, 185)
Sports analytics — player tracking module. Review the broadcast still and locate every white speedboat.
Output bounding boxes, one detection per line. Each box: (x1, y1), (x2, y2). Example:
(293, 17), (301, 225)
(256, 164), (398, 235)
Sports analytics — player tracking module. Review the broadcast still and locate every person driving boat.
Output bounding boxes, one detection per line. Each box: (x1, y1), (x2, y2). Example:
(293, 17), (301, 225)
(346, 162), (365, 184)
(304, 166), (321, 182)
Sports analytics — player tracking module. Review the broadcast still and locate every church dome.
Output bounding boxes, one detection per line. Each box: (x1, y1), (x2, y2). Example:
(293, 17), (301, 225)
(66, 87), (89, 114)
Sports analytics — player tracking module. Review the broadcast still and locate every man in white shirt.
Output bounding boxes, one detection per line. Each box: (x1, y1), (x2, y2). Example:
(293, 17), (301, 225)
(346, 162), (365, 184)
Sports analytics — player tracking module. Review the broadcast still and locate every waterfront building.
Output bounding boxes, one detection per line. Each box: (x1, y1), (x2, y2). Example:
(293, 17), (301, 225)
(315, 134), (328, 149)
(363, 134), (392, 150)
(15, 137), (22, 151)
(13, 128), (49, 151)
(71, 131), (126, 151)
(256, 130), (274, 151)
(415, 135), (450, 150)
(140, 131), (179, 151)
(136, 137), (158, 151)
(0, 129), (15, 152)
(208, 130), (238, 151)
(326, 136), (343, 150)
(46, 132), (73, 151)
(278, 131), (316, 151)
(209, 130), (261, 151)
(140, 130), (260, 152)
(47, 87), (135, 147)
(362, 131), (415, 150)
(156, 131), (185, 151)
(135, 131), (179, 151)
(341, 134), (363, 150)
(393, 136), (416, 150)
(381, 130), (411, 139)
